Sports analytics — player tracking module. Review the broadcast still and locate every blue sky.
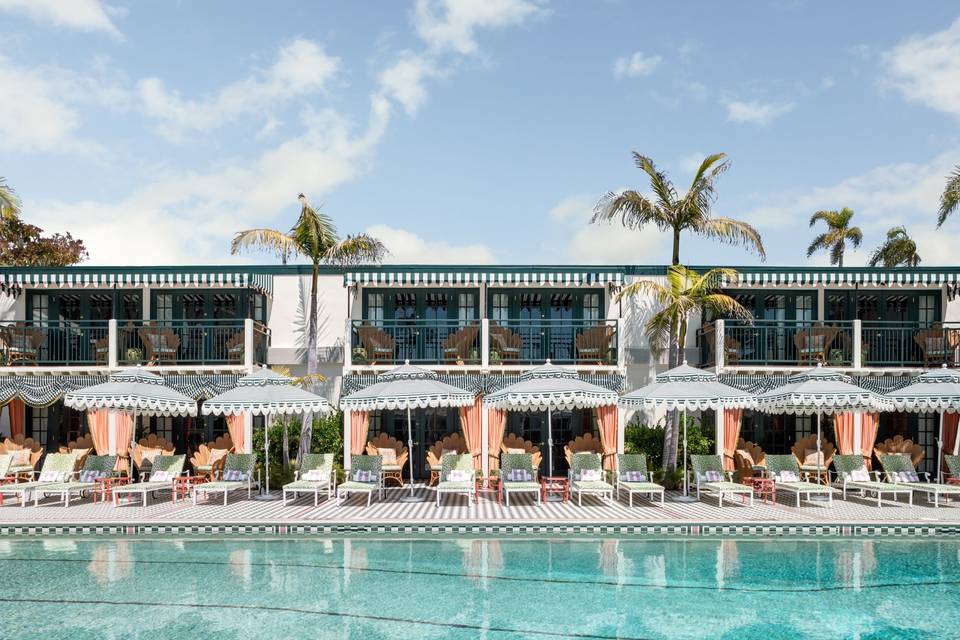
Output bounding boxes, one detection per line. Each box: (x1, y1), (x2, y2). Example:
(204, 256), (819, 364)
(2, 0), (959, 267)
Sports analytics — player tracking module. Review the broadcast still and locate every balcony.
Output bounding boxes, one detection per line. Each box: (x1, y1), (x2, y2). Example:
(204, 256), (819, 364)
(697, 319), (960, 370)
(349, 318), (620, 368)
(0, 319), (269, 369)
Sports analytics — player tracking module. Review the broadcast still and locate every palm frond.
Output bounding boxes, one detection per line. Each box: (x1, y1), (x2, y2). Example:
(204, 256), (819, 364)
(323, 233), (388, 265)
(0, 177), (21, 220)
(615, 278), (670, 305)
(231, 228), (300, 259)
(292, 198), (339, 260)
(809, 209), (840, 228)
(939, 166), (960, 227)
(806, 233), (831, 257)
(846, 226), (863, 247)
(699, 218), (766, 259)
(643, 309), (674, 356)
(592, 190), (666, 230)
(634, 154), (677, 210)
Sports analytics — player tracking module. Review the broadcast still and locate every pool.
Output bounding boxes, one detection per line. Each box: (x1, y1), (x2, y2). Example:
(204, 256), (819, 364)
(0, 536), (957, 639)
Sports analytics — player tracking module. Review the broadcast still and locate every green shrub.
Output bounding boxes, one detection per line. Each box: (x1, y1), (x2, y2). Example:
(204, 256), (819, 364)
(624, 414), (715, 489)
(251, 411), (344, 488)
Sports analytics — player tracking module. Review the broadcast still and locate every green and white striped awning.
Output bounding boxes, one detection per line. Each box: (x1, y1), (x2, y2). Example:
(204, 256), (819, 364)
(0, 269), (273, 296)
(64, 369), (198, 416)
(341, 372), (626, 397)
(0, 373), (242, 408)
(721, 270), (958, 288)
(344, 269), (624, 287)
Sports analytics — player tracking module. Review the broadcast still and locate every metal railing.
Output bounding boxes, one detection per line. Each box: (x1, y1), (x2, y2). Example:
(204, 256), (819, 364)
(351, 319), (482, 365)
(698, 320), (855, 367)
(489, 319), (618, 365)
(0, 320), (109, 366)
(862, 321), (960, 367)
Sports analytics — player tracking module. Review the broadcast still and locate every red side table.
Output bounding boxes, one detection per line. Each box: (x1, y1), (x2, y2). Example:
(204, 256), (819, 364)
(475, 476), (501, 504)
(93, 476), (129, 503)
(540, 476), (569, 503)
(172, 476), (208, 503)
(750, 477), (776, 504)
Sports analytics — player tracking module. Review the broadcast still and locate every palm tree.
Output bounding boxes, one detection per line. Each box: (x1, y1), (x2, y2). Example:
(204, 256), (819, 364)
(592, 153), (766, 267)
(0, 177), (21, 220)
(806, 207), (862, 267)
(270, 366), (327, 472)
(939, 165), (960, 227)
(617, 265), (751, 471)
(233, 194), (386, 460)
(868, 226), (921, 267)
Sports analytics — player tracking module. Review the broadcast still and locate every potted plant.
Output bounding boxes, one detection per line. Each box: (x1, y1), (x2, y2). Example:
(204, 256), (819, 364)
(125, 347), (143, 364)
(828, 348), (845, 366)
(352, 347), (368, 364)
(489, 350), (501, 365)
(468, 347), (479, 364)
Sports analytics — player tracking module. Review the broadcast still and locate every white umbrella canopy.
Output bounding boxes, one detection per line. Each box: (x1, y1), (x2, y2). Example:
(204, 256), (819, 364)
(757, 364), (892, 489)
(887, 365), (960, 480)
(619, 362), (756, 500)
(63, 368), (198, 478)
(484, 361), (619, 476)
(202, 367), (333, 499)
(339, 362), (475, 501)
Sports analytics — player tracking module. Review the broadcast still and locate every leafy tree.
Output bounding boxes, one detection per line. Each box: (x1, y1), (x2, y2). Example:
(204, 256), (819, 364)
(0, 216), (87, 266)
(233, 195), (385, 461)
(617, 265), (749, 470)
(624, 414), (712, 488)
(867, 226), (920, 267)
(938, 165), (960, 227)
(806, 207), (862, 267)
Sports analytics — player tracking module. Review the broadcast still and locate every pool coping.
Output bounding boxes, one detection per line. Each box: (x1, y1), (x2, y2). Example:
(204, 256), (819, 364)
(4, 521), (960, 538)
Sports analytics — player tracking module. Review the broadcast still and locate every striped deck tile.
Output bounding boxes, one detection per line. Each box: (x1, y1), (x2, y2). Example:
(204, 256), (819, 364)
(0, 484), (959, 530)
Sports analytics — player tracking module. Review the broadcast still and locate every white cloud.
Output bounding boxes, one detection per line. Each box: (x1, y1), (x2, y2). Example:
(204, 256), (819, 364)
(0, 0), (121, 37)
(549, 194), (595, 222)
(678, 151), (707, 174)
(725, 100), (794, 125)
(613, 51), (662, 78)
(377, 53), (438, 115)
(884, 17), (960, 117)
(413, 0), (545, 55)
(139, 38), (340, 139)
(366, 224), (497, 263)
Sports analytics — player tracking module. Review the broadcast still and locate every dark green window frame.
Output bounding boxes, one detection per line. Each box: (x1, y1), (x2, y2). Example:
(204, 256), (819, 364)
(484, 288), (605, 320)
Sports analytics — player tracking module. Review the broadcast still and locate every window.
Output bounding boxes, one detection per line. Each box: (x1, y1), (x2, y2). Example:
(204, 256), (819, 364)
(491, 293), (509, 323)
(917, 413), (936, 477)
(212, 294), (238, 319)
(151, 416), (173, 442)
(583, 293), (600, 321)
(88, 294), (113, 320)
(155, 294), (173, 322)
(919, 295), (937, 325)
(30, 294), (48, 322)
(795, 415), (814, 439)
(424, 293), (448, 320)
(393, 293), (416, 320)
(367, 293), (384, 324)
(120, 294), (142, 320)
(30, 407), (48, 447)
(253, 294), (265, 324)
(458, 293), (475, 322)
(795, 295), (813, 323)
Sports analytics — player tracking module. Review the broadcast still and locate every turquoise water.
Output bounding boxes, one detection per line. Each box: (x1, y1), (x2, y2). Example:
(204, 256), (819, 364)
(0, 537), (958, 639)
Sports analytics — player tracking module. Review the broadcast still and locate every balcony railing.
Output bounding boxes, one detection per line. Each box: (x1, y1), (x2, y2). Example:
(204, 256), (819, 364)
(349, 318), (619, 366)
(0, 319), (269, 367)
(697, 319), (960, 369)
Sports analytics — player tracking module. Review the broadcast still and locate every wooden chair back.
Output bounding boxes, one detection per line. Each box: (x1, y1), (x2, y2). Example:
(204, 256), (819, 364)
(426, 431), (469, 469)
(575, 325), (614, 364)
(189, 433), (235, 471)
(500, 432), (542, 470)
(137, 325), (181, 364)
(564, 432), (604, 465)
(793, 325), (839, 364)
(132, 433), (176, 472)
(442, 324), (479, 363)
(791, 434), (835, 469)
(356, 325), (395, 364)
(914, 327), (956, 366)
(873, 434), (923, 468)
(1, 434), (44, 468)
(733, 437), (765, 478)
(488, 325), (522, 362)
(365, 432), (409, 468)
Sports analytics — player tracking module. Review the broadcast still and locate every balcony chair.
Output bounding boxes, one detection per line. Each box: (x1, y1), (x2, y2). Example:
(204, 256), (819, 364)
(794, 324), (839, 365)
(224, 329), (245, 363)
(500, 433), (542, 471)
(365, 433), (408, 486)
(488, 325), (522, 363)
(356, 325), (395, 365)
(564, 432), (605, 466)
(426, 432), (470, 486)
(189, 433), (235, 481)
(733, 437), (766, 481)
(1, 326), (45, 365)
(873, 435), (923, 469)
(93, 334), (110, 365)
(138, 325), (180, 365)
(575, 324), (614, 365)
(914, 326), (958, 366)
(791, 434), (835, 484)
(441, 323), (479, 364)
(700, 322), (739, 365)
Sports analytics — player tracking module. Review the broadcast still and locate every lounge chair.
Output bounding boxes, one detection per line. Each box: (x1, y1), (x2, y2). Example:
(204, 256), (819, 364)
(426, 432), (469, 486)
(0, 453), (77, 507)
(615, 453), (665, 506)
(764, 454), (833, 507)
(832, 454), (913, 507)
(366, 433), (408, 487)
(35, 455), (117, 507)
(690, 455), (754, 507)
(132, 433), (176, 478)
(569, 452), (614, 506)
(111, 455), (186, 507)
(192, 453), (259, 506)
(190, 434), (234, 481)
(337, 455), (383, 506)
(500, 453), (540, 506)
(874, 435), (923, 469)
(879, 453), (960, 508)
(564, 432), (604, 465)
(435, 453), (475, 507)
(1, 434), (44, 479)
(946, 455), (960, 484)
(282, 453), (336, 506)
(500, 433), (542, 471)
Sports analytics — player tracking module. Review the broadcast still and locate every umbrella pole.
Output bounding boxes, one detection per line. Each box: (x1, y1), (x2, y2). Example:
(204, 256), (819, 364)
(399, 406), (426, 503)
(131, 409), (138, 481)
(807, 412), (831, 502)
(547, 408), (553, 477)
(938, 410), (944, 483)
(256, 412), (280, 501)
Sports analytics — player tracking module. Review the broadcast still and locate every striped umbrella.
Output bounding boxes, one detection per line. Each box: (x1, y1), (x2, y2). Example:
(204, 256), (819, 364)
(887, 365), (960, 481)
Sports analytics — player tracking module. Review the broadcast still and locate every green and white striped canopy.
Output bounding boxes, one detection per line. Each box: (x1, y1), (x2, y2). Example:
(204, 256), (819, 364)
(201, 368), (333, 417)
(756, 365), (892, 416)
(340, 363), (475, 412)
(63, 368), (198, 416)
(619, 363), (756, 411)
(483, 362), (618, 411)
(886, 366), (960, 413)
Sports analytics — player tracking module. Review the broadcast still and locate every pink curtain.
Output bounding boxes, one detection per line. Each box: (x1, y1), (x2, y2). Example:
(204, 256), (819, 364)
(7, 399), (24, 438)
(226, 413), (245, 453)
(834, 413), (856, 455)
(860, 412), (880, 470)
(722, 409), (742, 471)
(487, 409), (507, 470)
(115, 411), (134, 473)
(459, 397), (483, 470)
(596, 406), (618, 470)
(943, 413), (959, 475)
(86, 410), (110, 455)
(350, 411), (369, 456)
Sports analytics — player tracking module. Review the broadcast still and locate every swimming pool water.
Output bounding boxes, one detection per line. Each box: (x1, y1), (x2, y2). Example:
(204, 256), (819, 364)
(0, 536), (957, 639)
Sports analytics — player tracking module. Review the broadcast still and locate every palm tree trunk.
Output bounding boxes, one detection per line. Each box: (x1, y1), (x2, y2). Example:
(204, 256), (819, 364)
(299, 261), (320, 464)
(661, 228), (683, 473)
(282, 418), (290, 472)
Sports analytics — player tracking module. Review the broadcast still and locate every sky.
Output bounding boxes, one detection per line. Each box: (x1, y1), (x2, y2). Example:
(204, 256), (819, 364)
(2, 0), (960, 268)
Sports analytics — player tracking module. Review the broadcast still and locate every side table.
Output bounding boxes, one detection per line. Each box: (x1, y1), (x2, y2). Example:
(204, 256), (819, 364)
(540, 476), (569, 503)
(93, 476), (129, 503)
(750, 477), (776, 504)
(172, 476), (208, 503)
(475, 476), (501, 504)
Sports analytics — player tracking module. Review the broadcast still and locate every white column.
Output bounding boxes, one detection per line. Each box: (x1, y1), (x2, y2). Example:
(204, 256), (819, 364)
(343, 410), (352, 470)
(243, 318), (254, 371)
(853, 413), (862, 457)
(715, 319), (725, 369)
(481, 318), (490, 369)
(108, 319), (118, 369)
(343, 318), (352, 372)
(107, 410), (118, 455)
(243, 412), (254, 454)
(715, 408), (724, 455)
(816, 285), (825, 322)
(617, 407), (627, 454)
(852, 319), (863, 369)
(480, 404), (489, 476)
(616, 317), (625, 369)
(141, 287), (150, 320)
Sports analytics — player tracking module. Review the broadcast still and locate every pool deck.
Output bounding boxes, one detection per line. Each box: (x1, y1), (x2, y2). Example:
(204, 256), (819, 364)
(2, 484), (960, 531)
